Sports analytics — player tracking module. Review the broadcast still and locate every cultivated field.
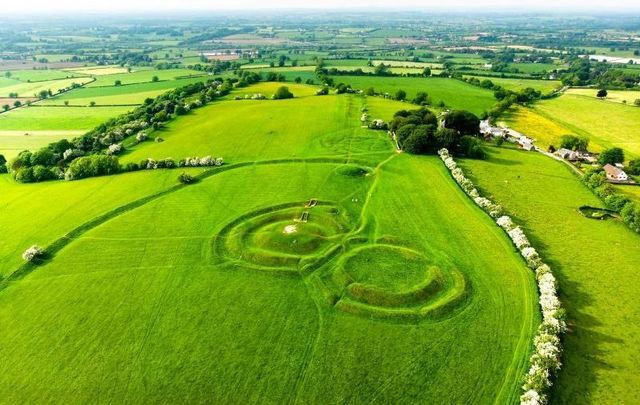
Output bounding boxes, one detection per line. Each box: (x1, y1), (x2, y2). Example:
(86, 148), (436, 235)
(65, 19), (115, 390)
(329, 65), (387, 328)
(461, 146), (640, 404)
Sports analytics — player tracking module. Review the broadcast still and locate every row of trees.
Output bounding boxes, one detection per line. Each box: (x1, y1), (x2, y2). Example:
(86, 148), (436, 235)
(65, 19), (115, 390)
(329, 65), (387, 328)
(6, 76), (237, 182)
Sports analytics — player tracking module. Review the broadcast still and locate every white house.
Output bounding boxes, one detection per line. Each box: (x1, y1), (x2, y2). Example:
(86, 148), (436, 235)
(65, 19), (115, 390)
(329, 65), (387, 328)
(603, 164), (629, 182)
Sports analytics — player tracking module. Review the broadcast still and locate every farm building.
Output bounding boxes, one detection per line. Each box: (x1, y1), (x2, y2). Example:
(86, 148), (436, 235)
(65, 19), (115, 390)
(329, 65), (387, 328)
(603, 164), (629, 182)
(556, 148), (581, 161)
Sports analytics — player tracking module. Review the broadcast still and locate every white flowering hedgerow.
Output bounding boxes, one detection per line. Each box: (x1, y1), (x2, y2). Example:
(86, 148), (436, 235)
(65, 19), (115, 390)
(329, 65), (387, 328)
(437, 148), (565, 405)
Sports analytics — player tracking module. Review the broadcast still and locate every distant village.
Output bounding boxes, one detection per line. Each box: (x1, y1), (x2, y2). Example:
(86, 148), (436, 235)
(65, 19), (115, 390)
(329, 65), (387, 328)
(480, 120), (635, 184)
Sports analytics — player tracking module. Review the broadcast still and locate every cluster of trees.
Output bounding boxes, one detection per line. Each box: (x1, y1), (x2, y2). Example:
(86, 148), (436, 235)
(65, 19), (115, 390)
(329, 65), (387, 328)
(390, 108), (484, 158)
(583, 168), (640, 233)
(462, 77), (544, 119)
(559, 134), (589, 151)
(560, 58), (640, 88)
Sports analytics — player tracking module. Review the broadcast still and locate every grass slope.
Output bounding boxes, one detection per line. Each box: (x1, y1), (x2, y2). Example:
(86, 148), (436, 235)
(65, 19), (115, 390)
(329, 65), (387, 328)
(0, 106), (133, 130)
(122, 94), (391, 163)
(460, 146), (640, 404)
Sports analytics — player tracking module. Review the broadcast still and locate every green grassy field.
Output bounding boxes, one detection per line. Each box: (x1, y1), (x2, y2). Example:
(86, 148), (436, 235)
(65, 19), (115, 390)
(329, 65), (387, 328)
(504, 94), (640, 158)
(0, 77), (94, 97)
(226, 82), (320, 99)
(0, 105), (133, 131)
(465, 76), (562, 93)
(0, 92), (538, 402)
(329, 76), (496, 115)
(84, 68), (207, 87)
(566, 88), (640, 105)
(0, 130), (83, 160)
(41, 77), (210, 106)
(460, 146), (640, 404)
(1, 69), (87, 82)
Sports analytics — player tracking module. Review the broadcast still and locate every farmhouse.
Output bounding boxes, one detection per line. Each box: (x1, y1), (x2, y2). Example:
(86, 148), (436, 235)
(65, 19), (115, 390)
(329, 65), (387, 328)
(556, 148), (581, 161)
(603, 164), (629, 182)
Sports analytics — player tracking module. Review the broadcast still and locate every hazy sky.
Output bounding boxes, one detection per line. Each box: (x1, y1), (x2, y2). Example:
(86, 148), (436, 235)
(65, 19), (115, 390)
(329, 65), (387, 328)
(3, 0), (639, 13)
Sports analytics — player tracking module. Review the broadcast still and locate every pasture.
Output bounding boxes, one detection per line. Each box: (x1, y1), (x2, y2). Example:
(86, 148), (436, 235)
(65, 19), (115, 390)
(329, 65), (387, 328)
(0, 130), (83, 160)
(0, 77), (93, 97)
(84, 68), (207, 87)
(566, 88), (640, 105)
(41, 77), (210, 106)
(460, 146), (640, 404)
(0, 106), (133, 131)
(0, 91), (538, 403)
(329, 76), (496, 115)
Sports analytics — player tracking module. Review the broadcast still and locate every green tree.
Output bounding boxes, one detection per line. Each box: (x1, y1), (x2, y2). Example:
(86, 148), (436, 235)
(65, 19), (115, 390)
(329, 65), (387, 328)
(152, 75), (159, 82)
(294, 76), (302, 83)
(395, 89), (407, 101)
(364, 87), (376, 96)
(412, 91), (430, 105)
(273, 86), (294, 100)
(599, 147), (625, 165)
(445, 110), (480, 136)
(597, 89), (608, 98)
(560, 134), (589, 151)
(422, 67), (431, 77)
(2, 104), (9, 112)
(114, 80), (122, 86)
(634, 99), (640, 107)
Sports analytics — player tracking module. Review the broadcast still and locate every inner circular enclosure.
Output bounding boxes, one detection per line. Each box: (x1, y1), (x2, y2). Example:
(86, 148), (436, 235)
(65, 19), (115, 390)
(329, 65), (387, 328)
(343, 245), (430, 291)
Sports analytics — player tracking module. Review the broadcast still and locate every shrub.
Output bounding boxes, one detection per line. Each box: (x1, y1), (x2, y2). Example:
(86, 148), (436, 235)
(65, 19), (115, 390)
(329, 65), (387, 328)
(65, 155), (120, 181)
(22, 245), (43, 262)
(178, 172), (196, 184)
(273, 86), (294, 100)
(598, 147), (624, 165)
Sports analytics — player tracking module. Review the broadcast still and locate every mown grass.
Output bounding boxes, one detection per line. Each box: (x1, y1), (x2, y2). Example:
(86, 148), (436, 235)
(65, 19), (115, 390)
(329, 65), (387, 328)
(329, 76), (496, 115)
(504, 94), (640, 158)
(460, 146), (640, 404)
(0, 91), (537, 402)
